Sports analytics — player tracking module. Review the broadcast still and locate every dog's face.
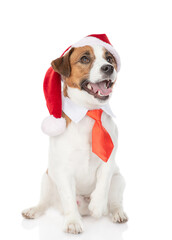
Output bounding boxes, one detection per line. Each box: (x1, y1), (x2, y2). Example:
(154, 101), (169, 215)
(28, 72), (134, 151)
(51, 45), (117, 109)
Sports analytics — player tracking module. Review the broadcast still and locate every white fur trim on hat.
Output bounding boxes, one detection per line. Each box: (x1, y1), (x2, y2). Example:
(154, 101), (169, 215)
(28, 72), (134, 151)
(41, 115), (66, 137)
(72, 36), (121, 72)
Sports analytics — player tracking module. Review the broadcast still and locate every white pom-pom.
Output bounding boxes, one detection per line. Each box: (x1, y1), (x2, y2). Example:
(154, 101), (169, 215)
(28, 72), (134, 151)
(41, 115), (66, 136)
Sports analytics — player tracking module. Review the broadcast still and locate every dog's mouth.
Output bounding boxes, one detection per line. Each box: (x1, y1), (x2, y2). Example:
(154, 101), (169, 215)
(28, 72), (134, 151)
(81, 79), (113, 100)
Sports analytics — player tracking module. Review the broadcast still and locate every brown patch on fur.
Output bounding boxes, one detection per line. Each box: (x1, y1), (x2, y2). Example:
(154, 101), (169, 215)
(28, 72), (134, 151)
(63, 46), (95, 94)
(62, 111), (71, 126)
(103, 48), (117, 71)
(46, 169), (48, 174)
(63, 82), (68, 97)
(51, 48), (74, 77)
(102, 47), (117, 89)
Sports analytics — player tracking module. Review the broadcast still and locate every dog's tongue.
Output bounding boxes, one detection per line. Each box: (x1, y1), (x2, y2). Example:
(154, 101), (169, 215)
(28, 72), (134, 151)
(90, 81), (112, 96)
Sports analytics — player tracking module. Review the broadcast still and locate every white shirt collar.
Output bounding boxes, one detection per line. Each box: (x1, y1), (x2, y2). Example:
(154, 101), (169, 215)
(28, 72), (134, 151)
(62, 95), (115, 123)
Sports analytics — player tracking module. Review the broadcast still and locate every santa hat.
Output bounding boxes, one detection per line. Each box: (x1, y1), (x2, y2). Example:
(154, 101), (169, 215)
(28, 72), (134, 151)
(41, 34), (121, 136)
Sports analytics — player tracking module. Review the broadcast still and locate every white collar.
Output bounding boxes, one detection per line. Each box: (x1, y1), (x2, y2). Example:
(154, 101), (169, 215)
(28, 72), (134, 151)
(62, 95), (115, 123)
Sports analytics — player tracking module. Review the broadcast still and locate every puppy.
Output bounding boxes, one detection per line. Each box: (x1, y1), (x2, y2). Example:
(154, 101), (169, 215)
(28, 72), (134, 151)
(22, 38), (128, 234)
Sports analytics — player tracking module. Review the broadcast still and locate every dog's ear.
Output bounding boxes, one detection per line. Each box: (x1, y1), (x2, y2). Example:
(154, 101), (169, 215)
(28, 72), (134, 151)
(51, 48), (74, 78)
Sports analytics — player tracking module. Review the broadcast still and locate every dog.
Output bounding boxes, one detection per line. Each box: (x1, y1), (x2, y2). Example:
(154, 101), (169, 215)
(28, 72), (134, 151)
(22, 34), (128, 234)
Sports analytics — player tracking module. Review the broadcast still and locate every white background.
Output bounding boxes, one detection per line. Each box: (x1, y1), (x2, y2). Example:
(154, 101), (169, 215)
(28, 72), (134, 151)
(0, 0), (172, 239)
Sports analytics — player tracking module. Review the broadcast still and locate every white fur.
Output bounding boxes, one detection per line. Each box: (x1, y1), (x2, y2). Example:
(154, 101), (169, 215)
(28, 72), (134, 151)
(22, 46), (127, 234)
(41, 115), (66, 136)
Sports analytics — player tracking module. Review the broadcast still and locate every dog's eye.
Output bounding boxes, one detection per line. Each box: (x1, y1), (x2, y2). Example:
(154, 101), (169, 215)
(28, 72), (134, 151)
(106, 56), (113, 64)
(80, 56), (90, 64)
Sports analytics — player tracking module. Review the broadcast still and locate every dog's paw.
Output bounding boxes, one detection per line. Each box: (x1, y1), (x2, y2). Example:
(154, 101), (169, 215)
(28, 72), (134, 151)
(22, 207), (43, 219)
(63, 215), (83, 234)
(88, 197), (108, 218)
(110, 207), (128, 223)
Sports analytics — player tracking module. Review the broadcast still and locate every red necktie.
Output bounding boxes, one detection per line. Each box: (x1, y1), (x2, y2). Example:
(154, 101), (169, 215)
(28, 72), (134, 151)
(87, 109), (114, 162)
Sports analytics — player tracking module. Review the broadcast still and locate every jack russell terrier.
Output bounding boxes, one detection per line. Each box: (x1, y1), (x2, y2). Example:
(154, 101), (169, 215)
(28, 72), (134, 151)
(22, 34), (128, 234)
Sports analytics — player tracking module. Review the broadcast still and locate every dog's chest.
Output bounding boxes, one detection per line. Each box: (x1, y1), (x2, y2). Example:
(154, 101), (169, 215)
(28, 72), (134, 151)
(49, 113), (117, 195)
(66, 116), (103, 194)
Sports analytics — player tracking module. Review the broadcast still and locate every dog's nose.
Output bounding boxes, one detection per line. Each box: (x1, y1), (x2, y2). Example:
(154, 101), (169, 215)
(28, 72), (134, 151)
(101, 64), (114, 75)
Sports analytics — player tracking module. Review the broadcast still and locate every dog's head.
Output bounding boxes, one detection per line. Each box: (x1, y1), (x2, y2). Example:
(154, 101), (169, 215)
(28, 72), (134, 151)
(51, 45), (118, 109)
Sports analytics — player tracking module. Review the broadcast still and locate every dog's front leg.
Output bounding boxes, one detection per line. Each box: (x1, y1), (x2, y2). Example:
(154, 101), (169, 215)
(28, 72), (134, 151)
(89, 160), (114, 218)
(50, 171), (83, 234)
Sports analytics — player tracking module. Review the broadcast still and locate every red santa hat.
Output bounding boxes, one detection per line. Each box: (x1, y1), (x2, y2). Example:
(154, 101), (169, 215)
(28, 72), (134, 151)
(41, 34), (121, 136)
